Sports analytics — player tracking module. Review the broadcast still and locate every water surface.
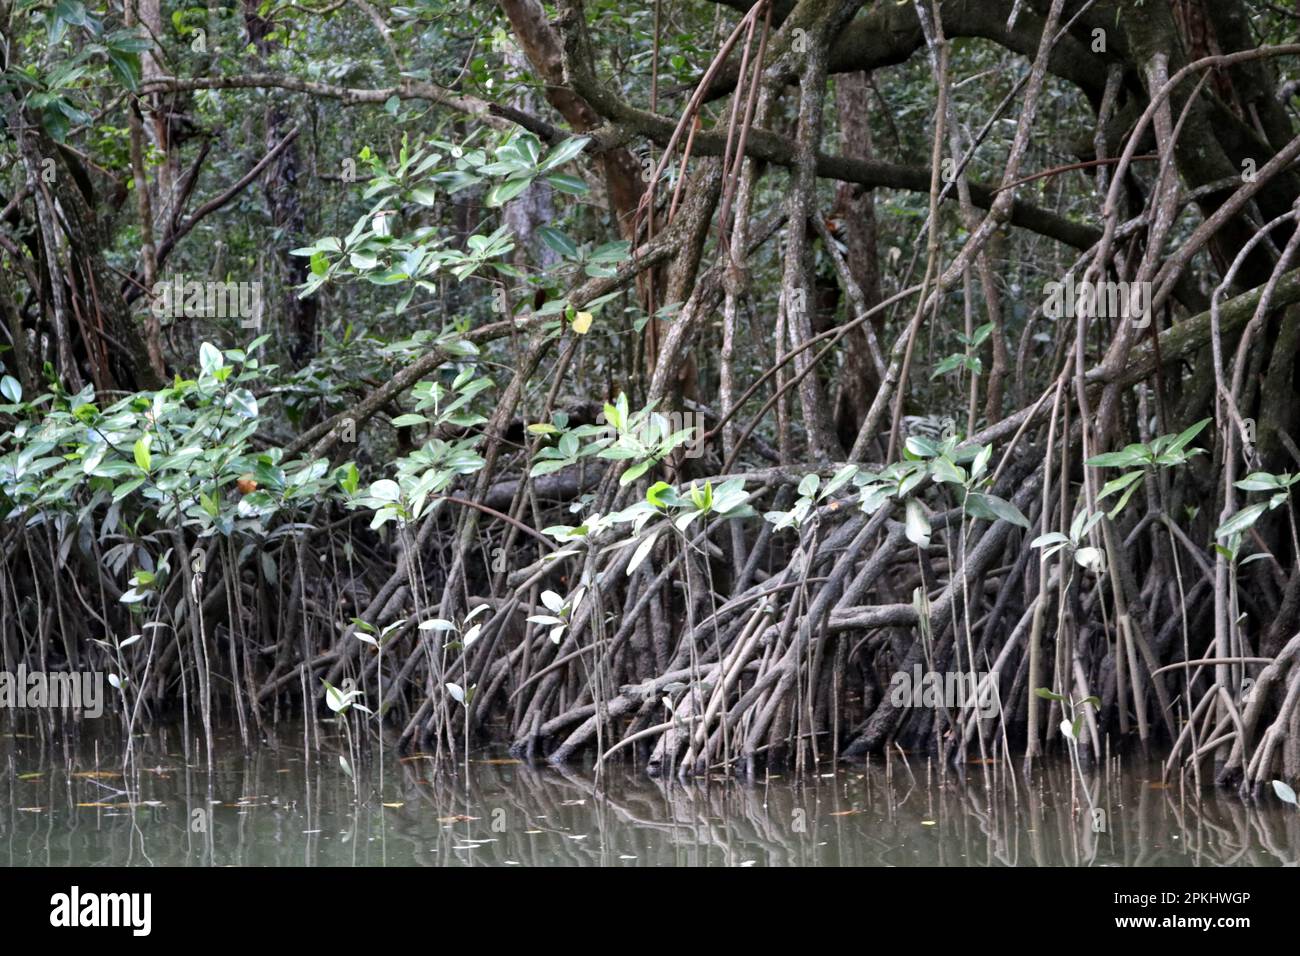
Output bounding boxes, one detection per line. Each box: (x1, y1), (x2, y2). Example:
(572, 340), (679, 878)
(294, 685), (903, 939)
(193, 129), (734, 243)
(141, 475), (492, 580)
(2, 723), (1296, 866)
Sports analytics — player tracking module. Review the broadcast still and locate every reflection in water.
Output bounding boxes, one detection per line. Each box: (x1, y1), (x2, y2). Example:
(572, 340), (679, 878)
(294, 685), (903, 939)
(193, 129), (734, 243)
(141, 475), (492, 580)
(1, 723), (1297, 866)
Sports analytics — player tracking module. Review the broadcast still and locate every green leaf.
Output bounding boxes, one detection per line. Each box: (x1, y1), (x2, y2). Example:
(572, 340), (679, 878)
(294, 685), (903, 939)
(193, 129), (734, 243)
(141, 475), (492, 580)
(1034, 688), (1066, 702)
(0, 375), (21, 403)
(133, 435), (151, 472)
(105, 29), (153, 53)
(537, 226), (579, 259)
(199, 342), (223, 375)
(486, 176), (533, 207)
(112, 477), (144, 501)
(1215, 502), (1269, 540)
(537, 136), (590, 172)
(905, 498), (930, 549)
(619, 460), (652, 486)
(931, 353), (965, 378)
(1086, 446), (1147, 468)
(530, 459), (568, 477)
(1166, 417), (1211, 455)
(82, 442), (106, 475)
(859, 485), (891, 515)
(627, 531), (659, 575)
(690, 480), (714, 512)
(322, 680), (349, 713)
(823, 464), (858, 498)
(40, 105), (70, 142)
(1106, 477), (1143, 519)
(390, 413), (428, 427)
(930, 456), (965, 485)
(369, 479), (401, 502)
(985, 494), (1029, 527)
(229, 388), (258, 420)
(106, 50), (140, 91)
(646, 481), (673, 508)
(966, 493), (1030, 528)
(544, 173), (587, 194)
(1074, 546), (1104, 571)
(364, 269), (409, 286)
(1097, 470), (1144, 501)
(905, 435), (939, 459)
(1236, 472), (1284, 492)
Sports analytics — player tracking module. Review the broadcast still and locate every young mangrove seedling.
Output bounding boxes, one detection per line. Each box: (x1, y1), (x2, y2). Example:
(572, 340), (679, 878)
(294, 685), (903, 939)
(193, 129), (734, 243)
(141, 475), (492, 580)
(1036, 687), (1101, 817)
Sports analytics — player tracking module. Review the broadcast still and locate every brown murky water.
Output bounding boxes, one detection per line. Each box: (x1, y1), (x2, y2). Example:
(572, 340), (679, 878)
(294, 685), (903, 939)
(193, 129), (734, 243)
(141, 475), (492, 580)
(2, 722), (1297, 866)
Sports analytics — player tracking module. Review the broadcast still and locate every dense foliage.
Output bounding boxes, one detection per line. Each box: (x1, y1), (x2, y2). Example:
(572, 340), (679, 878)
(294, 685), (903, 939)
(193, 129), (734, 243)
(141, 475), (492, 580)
(3, 0), (1300, 796)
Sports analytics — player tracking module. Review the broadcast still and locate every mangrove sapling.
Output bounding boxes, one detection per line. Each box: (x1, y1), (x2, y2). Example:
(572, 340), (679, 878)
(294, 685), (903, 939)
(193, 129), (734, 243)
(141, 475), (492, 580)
(92, 630), (141, 768)
(124, 621), (168, 773)
(444, 677), (477, 778)
(1029, 508), (1105, 753)
(323, 678), (371, 802)
(353, 616), (408, 792)
(1036, 687), (1101, 818)
(1087, 419), (1213, 522)
(1215, 469), (1300, 566)
(418, 604), (490, 775)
